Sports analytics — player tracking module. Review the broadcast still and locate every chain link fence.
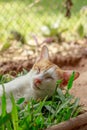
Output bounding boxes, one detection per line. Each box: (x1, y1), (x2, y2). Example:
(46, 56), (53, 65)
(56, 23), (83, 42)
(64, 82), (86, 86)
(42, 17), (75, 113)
(0, 0), (63, 44)
(0, 0), (87, 43)
(0, 0), (87, 62)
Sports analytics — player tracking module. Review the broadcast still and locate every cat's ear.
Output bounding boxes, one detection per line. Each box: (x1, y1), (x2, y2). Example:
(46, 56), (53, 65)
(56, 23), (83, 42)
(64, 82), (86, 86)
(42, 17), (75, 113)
(37, 45), (49, 62)
(60, 70), (80, 87)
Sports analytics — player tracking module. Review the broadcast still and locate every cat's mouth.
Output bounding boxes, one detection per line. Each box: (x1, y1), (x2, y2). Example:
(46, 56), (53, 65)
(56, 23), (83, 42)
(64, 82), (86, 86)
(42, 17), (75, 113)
(33, 83), (41, 90)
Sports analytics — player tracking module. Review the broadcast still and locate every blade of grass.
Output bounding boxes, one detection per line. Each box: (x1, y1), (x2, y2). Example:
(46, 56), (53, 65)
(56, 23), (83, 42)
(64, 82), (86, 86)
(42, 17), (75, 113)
(0, 114), (11, 126)
(57, 88), (65, 102)
(56, 96), (73, 114)
(71, 98), (80, 117)
(1, 85), (7, 130)
(10, 93), (19, 130)
(67, 71), (75, 91)
(6, 120), (13, 130)
(1, 85), (7, 117)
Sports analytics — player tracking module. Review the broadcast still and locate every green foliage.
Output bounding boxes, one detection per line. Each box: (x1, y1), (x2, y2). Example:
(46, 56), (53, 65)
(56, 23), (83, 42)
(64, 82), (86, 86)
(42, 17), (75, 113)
(0, 72), (81, 130)
(11, 94), (19, 130)
(16, 97), (25, 105)
(67, 71), (75, 91)
(0, 0), (87, 45)
(1, 86), (7, 118)
(77, 24), (84, 38)
(0, 74), (13, 84)
(17, 69), (28, 77)
(41, 21), (67, 39)
(9, 30), (26, 45)
(1, 42), (11, 52)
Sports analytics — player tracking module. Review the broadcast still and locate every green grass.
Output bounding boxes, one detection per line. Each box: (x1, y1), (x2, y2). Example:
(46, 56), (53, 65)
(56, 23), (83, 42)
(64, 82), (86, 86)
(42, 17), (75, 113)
(0, 0), (87, 44)
(0, 72), (81, 130)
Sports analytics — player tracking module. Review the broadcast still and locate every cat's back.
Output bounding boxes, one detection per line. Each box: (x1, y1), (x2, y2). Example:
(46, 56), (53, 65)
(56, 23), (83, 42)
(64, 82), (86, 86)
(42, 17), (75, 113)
(0, 74), (29, 96)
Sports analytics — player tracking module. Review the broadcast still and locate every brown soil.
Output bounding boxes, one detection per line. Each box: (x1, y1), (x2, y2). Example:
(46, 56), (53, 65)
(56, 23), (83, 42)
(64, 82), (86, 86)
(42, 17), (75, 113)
(0, 44), (87, 110)
(0, 51), (87, 130)
(59, 57), (87, 110)
(0, 57), (87, 110)
(70, 58), (87, 110)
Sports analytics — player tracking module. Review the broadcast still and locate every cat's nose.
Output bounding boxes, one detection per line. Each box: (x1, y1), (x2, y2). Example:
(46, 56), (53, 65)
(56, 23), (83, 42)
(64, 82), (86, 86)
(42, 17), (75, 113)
(34, 78), (42, 87)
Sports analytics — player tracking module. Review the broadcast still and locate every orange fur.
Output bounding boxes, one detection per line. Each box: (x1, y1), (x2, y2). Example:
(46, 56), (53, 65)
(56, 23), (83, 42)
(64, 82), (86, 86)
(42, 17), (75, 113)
(33, 59), (55, 71)
(0, 45), (80, 112)
(33, 45), (79, 88)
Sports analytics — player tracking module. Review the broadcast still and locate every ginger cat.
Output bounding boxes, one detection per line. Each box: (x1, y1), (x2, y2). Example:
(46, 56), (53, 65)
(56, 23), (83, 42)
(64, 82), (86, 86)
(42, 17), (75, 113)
(0, 45), (79, 112)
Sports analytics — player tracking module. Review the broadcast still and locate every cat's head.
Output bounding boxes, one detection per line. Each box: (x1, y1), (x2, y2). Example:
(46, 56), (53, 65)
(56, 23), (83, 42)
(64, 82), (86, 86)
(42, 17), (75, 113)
(31, 45), (79, 98)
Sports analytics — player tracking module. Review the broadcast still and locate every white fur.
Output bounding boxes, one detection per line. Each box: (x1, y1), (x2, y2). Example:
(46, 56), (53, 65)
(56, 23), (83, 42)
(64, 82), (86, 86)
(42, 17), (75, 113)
(0, 66), (58, 112)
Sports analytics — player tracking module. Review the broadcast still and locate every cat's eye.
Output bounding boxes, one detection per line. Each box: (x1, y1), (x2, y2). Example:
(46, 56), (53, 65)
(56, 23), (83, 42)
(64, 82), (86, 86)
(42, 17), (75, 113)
(45, 75), (53, 80)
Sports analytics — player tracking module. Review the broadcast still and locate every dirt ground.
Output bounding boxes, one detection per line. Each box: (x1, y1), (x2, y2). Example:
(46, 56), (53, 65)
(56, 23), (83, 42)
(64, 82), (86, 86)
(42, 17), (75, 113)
(57, 57), (87, 130)
(69, 58), (87, 110)
(0, 50), (87, 130)
(59, 57), (87, 111)
(0, 42), (87, 110)
(0, 57), (87, 110)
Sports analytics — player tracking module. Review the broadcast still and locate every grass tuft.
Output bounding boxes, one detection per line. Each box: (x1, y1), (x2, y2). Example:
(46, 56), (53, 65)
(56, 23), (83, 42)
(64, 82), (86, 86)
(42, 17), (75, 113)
(0, 72), (81, 130)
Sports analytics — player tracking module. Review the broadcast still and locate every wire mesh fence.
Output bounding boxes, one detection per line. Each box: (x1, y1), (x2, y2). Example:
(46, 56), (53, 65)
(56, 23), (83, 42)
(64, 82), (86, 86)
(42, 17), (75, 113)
(0, 0), (87, 43)
(0, 0), (63, 44)
(0, 0), (64, 61)
(0, 0), (87, 62)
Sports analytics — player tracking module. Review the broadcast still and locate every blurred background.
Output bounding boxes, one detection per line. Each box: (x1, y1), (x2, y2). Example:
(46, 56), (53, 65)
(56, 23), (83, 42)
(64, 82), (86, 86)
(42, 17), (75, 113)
(0, 1), (87, 125)
(0, 0), (87, 74)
